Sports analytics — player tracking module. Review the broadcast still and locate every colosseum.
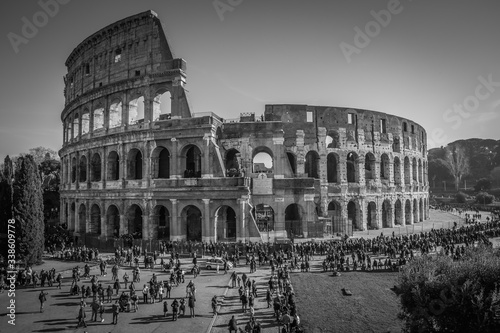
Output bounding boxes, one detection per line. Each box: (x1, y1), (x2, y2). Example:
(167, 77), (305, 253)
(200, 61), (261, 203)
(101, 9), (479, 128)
(59, 10), (429, 246)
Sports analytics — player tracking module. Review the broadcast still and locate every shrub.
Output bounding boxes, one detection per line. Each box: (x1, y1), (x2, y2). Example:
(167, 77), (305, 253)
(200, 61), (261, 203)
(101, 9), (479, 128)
(476, 192), (495, 205)
(474, 178), (492, 192)
(397, 246), (500, 332)
(455, 191), (467, 203)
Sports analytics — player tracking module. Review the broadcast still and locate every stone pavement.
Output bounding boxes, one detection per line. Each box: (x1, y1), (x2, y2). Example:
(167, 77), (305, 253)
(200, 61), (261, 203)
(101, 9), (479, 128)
(0, 256), (233, 333)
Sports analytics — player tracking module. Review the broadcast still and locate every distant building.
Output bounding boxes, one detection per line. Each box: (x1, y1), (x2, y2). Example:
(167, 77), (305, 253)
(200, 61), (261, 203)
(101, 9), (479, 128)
(59, 10), (429, 245)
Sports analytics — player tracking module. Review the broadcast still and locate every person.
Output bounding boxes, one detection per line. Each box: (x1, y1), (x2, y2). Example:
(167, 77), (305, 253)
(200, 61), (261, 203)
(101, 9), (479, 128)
(56, 273), (62, 289)
(171, 298), (179, 321)
(179, 298), (186, 316)
(231, 271), (237, 288)
(38, 290), (48, 313)
(228, 315), (238, 332)
(76, 304), (87, 328)
(266, 288), (272, 308)
(188, 295), (195, 317)
(114, 278), (120, 295)
(212, 295), (218, 314)
(91, 299), (100, 321)
(142, 284), (149, 304)
(107, 285), (113, 302)
(99, 300), (105, 322)
(112, 300), (119, 324)
(163, 300), (168, 318)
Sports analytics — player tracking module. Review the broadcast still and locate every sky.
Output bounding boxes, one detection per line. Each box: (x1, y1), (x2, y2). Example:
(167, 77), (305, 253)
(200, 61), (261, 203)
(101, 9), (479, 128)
(1, 0), (499, 161)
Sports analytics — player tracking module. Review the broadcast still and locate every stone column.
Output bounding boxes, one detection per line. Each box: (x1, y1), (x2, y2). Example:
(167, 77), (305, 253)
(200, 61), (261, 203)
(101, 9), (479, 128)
(101, 146), (106, 188)
(296, 130), (305, 176)
(122, 92), (129, 127)
(119, 214), (126, 236)
(237, 198), (246, 242)
(145, 141), (152, 188)
(170, 199), (179, 240)
(75, 151), (80, 190)
(273, 135), (285, 179)
(142, 200), (150, 240)
(86, 150), (91, 189)
(170, 138), (179, 178)
(100, 200), (106, 238)
(202, 199), (211, 242)
(120, 143), (126, 188)
(202, 134), (213, 178)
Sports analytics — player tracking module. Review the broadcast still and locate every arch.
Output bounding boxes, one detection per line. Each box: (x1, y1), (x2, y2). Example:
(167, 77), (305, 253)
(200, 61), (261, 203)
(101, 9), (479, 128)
(365, 152), (376, 182)
(127, 204), (143, 239)
(413, 198), (419, 223)
(286, 152), (297, 176)
(153, 90), (172, 121)
(285, 204), (304, 239)
(154, 205), (170, 240)
(127, 148), (143, 180)
(394, 199), (403, 225)
(253, 204), (275, 232)
(78, 203), (86, 234)
(418, 159), (423, 184)
(181, 205), (202, 241)
(109, 100), (122, 128)
(225, 149), (241, 176)
(326, 130), (340, 148)
(394, 157), (402, 185)
(93, 107), (104, 130)
(70, 202), (76, 231)
(327, 153), (339, 183)
(81, 112), (90, 135)
(71, 157), (77, 183)
(305, 151), (319, 178)
(215, 205), (237, 242)
(347, 200), (360, 230)
(367, 201), (377, 229)
(90, 204), (101, 235)
(73, 114), (79, 139)
(404, 156), (411, 184)
(107, 151), (120, 181)
(412, 158), (418, 182)
(380, 154), (390, 180)
(90, 153), (102, 182)
(328, 200), (342, 233)
(346, 152), (359, 183)
(106, 205), (120, 238)
(151, 147), (170, 179)
(183, 145), (202, 178)
(405, 199), (412, 225)
(128, 96), (145, 124)
(419, 198), (424, 222)
(79, 155), (87, 182)
(392, 136), (400, 152)
(252, 147), (273, 173)
(382, 199), (392, 228)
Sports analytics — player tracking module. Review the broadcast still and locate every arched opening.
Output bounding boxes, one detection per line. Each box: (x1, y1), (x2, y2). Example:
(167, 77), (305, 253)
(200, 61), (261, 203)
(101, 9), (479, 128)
(106, 205), (120, 238)
(404, 157), (411, 184)
(412, 158), (418, 183)
(81, 112), (90, 135)
(419, 198), (424, 222)
(70, 202), (76, 231)
(225, 149), (241, 177)
(153, 90), (172, 121)
(90, 204), (101, 235)
(418, 159), (423, 184)
(382, 200), (392, 228)
(346, 152), (358, 183)
(215, 206), (237, 241)
(71, 157), (77, 183)
(253, 204), (275, 232)
(365, 153), (376, 183)
(394, 199), (403, 225)
(127, 149), (143, 180)
(305, 151), (319, 178)
(73, 114), (79, 139)
(327, 153), (339, 183)
(91, 153), (101, 182)
(326, 130), (340, 148)
(347, 200), (359, 230)
(286, 152), (296, 176)
(109, 101), (122, 128)
(182, 205), (202, 241)
(405, 199), (412, 225)
(184, 145), (202, 178)
(285, 204), (303, 239)
(93, 107), (104, 130)
(155, 205), (170, 240)
(392, 137), (400, 152)
(394, 157), (402, 185)
(328, 201), (341, 233)
(127, 204), (143, 239)
(79, 155), (87, 182)
(107, 151), (120, 181)
(380, 154), (390, 180)
(413, 198), (418, 223)
(253, 149), (273, 173)
(367, 201), (377, 229)
(78, 203), (86, 234)
(152, 147), (170, 179)
(128, 96), (145, 125)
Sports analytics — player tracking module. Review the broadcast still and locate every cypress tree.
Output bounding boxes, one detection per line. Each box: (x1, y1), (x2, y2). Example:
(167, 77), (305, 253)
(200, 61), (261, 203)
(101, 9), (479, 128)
(0, 156), (13, 261)
(12, 155), (45, 265)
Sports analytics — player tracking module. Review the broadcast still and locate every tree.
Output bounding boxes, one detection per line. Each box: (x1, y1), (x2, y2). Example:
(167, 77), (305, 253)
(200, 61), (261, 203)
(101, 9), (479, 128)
(438, 144), (470, 191)
(0, 156), (14, 261)
(476, 192), (495, 205)
(491, 166), (500, 188)
(12, 155), (45, 265)
(26, 146), (59, 165)
(474, 178), (492, 192)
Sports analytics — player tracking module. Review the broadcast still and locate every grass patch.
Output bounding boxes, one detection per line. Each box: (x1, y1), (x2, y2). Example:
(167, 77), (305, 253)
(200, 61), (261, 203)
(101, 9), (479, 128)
(290, 270), (401, 333)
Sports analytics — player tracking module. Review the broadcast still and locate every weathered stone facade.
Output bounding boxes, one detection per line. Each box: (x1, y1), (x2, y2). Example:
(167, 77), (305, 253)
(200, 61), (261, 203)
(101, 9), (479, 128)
(59, 11), (429, 243)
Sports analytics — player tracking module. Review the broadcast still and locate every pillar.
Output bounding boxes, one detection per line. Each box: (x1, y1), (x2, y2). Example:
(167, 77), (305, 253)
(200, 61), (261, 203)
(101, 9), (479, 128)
(273, 135), (285, 179)
(170, 199), (180, 240)
(202, 199), (211, 242)
(296, 130), (305, 176)
(170, 138), (180, 178)
(202, 134), (213, 178)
